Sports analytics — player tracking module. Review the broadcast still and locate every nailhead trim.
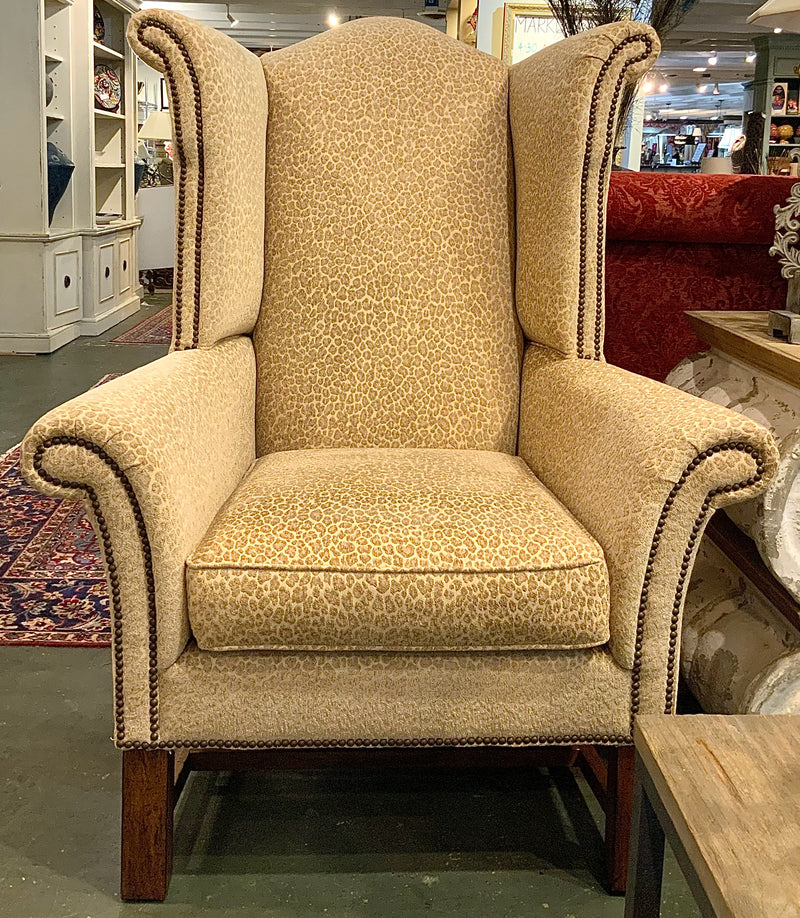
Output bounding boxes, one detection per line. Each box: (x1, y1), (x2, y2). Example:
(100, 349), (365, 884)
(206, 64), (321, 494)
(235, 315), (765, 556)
(32, 438), (161, 743)
(577, 33), (653, 359)
(117, 733), (633, 751)
(135, 18), (204, 351)
(629, 442), (765, 729)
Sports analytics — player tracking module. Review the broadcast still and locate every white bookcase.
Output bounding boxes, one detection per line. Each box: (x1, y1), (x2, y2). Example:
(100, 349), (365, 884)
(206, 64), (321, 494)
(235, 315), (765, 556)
(0, 0), (141, 353)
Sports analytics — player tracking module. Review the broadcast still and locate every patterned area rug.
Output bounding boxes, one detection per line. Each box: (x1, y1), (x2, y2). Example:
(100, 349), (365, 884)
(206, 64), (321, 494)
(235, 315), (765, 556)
(0, 379), (119, 646)
(110, 305), (172, 346)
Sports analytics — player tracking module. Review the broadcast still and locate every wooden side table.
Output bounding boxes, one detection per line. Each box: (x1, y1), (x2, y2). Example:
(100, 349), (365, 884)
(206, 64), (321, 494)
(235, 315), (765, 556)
(625, 714), (799, 918)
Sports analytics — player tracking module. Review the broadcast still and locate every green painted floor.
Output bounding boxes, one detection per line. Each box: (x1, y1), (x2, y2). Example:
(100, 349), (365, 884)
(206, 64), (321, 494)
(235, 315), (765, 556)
(0, 300), (700, 917)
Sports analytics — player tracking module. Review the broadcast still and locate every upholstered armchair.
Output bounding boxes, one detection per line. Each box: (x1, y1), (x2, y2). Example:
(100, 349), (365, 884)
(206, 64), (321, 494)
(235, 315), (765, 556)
(22, 11), (777, 902)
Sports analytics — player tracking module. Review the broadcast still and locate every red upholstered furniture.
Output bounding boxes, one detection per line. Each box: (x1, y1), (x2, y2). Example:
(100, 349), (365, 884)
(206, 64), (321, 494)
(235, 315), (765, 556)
(605, 173), (795, 381)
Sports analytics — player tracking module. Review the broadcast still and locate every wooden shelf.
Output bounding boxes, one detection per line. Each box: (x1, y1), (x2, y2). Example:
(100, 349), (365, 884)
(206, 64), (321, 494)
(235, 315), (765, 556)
(93, 41), (124, 61)
(94, 108), (124, 120)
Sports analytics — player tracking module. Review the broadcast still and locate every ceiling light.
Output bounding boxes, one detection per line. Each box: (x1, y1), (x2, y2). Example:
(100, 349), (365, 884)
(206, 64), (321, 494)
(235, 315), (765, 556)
(774, 26), (783, 32)
(680, 115), (687, 120)
(327, 12), (340, 27)
(698, 83), (708, 93)
(659, 82), (669, 92)
(225, 4), (239, 26)
(712, 82), (720, 95)
(707, 54), (718, 65)
(693, 66), (707, 73)
(745, 52), (757, 63)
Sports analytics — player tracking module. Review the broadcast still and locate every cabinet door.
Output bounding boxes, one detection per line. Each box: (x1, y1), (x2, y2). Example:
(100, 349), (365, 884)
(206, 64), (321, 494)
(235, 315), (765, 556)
(98, 242), (115, 303)
(49, 246), (81, 318)
(118, 236), (131, 294)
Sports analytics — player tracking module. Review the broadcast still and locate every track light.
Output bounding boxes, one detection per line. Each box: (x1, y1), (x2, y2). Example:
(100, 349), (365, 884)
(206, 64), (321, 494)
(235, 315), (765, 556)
(774, 26), (783, 32)
(225, 4), (239, 26)
(327, 12), (340, 27)
(707, 54), (718, 65)
(693, 66), (707, 73)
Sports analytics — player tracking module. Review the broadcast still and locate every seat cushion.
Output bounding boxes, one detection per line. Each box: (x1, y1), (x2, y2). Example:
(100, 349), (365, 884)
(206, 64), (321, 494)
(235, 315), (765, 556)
(186, 449), (610, 652)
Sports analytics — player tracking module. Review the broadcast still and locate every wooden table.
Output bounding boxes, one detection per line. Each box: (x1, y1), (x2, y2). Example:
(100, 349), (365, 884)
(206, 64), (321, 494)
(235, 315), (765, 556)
(625, 715), (800, 918)
(685, 310), (799, 388)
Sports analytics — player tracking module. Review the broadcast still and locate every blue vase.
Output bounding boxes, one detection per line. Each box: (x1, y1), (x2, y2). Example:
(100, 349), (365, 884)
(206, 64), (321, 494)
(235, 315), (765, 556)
(47, 142), (74, 224)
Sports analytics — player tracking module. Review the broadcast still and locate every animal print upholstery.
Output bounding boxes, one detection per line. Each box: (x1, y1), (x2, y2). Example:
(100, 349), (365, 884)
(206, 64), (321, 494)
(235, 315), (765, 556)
(19, 15), (778, 748)
(510, 22), (659, 358)
(517, 344), (779, 712)
(157, 642), (633, 745)
(255, 18), (522, 455)
(186, 449), (610, 651)
(127, 10), (267, 350)
(20, 338), (256, 741)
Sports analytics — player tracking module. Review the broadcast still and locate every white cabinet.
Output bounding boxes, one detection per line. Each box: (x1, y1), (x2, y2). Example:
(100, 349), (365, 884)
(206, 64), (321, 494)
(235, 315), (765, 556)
(0, 0), (141, 353)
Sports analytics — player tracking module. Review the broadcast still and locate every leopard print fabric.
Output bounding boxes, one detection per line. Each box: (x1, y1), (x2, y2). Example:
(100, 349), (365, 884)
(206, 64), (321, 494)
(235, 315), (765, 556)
(156, 642), (633, 746)
(186, 449), (610, 652)
(128, 10), (267, 350)
(255, 18), (522, 455)
(510, 22), (659, 358)
(517, 344), (779, 711)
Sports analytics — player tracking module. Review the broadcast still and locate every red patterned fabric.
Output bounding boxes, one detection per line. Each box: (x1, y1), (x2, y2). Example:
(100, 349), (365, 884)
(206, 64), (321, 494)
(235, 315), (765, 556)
(607, 173), (796, 244)
(604, 173), (792, 380)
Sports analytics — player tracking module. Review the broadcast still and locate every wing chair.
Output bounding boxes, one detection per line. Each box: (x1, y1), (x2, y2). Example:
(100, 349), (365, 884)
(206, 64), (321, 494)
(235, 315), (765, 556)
(21, 12), (777, 902)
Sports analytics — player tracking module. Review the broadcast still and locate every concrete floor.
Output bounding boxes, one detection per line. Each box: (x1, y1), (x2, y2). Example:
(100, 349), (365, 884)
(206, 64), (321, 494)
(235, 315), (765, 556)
(0, 299), (700, 917)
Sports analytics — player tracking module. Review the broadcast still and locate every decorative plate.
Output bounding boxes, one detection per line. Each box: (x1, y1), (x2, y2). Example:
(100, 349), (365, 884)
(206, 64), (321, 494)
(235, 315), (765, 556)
(94, 64), (121, 112)
(93, 5), (105, 42)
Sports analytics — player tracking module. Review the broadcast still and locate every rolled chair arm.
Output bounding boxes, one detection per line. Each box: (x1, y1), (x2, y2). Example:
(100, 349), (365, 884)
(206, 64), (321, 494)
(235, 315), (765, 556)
(517, 345), (779, 719)
(128, 9), (267, 350)
(21, 337), (256, 745)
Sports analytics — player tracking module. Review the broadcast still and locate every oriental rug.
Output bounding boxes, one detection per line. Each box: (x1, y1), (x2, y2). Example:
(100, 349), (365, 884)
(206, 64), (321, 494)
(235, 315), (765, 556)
(0, 377), (120, 647)
(110, 304), (172, 346)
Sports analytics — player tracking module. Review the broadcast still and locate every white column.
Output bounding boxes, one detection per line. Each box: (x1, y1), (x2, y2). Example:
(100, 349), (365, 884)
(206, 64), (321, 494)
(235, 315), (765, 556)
(621, 94), (645, 171)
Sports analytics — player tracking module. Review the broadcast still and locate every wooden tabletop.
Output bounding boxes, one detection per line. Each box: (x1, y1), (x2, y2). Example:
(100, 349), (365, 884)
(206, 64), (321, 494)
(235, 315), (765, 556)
(634, 714), (800, 918)
(685, 310), (800, 388)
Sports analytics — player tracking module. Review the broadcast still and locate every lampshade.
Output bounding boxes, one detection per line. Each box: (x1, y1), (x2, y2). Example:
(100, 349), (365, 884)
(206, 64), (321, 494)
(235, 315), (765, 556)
(138, 110), (173, 141)
(746, 0), (799, 33)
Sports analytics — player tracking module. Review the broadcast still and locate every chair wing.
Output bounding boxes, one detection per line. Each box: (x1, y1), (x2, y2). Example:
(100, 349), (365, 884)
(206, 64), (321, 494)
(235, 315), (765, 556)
(128, 10), (267, 350)
(510, 22), (659, 358)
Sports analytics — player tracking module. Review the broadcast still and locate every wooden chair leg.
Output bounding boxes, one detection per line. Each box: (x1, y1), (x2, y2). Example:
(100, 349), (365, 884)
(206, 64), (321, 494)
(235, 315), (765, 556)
(121, 749), (174, 901)
(605, 744), (635, 895)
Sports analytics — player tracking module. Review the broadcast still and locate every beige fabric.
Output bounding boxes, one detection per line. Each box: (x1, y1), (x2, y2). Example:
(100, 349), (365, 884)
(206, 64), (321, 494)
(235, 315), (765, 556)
(21, 338), (256, 742)
(255, 17), (521, 455)
(510, 23), (659, 357)
(517, 345), (779, 712)
(156, 642), (633, 747)
(128, 10), (267, 350)
(187, 449), (610, 652)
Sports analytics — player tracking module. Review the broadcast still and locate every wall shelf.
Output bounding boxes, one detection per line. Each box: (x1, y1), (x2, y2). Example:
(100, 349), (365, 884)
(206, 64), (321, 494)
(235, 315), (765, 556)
(93, 40), (124, 61)
(94, 108), (125, 120)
